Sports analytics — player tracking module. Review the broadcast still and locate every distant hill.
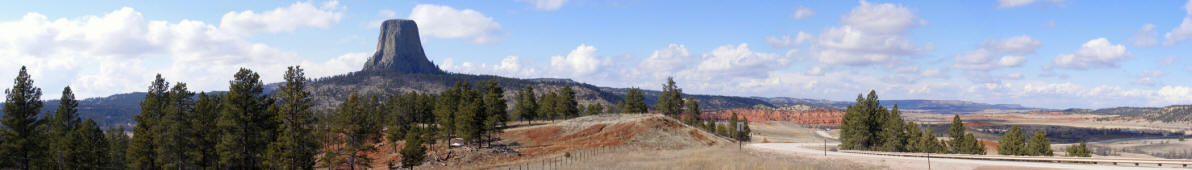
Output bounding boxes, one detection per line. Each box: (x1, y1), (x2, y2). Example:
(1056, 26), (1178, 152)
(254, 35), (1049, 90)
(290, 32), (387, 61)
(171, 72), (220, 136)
(1069, 105), (1192, 122)
(303, 71), (770, 112)
(0, 92), (145, 128)
(755, 97), (1038, 114)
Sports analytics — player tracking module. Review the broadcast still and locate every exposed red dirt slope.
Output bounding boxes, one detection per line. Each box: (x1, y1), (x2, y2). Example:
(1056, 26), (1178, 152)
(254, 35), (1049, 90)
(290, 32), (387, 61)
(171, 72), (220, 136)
(501, 114), (730, 157)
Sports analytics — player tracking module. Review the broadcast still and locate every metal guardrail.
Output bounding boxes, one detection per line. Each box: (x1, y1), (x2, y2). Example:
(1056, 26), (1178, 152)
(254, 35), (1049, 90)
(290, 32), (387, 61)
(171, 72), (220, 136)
(840, 150), (1192, 168)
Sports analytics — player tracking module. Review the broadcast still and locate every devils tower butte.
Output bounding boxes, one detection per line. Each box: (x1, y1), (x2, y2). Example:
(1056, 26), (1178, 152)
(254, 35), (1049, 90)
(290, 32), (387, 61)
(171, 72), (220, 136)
(361, 19), (444, 74)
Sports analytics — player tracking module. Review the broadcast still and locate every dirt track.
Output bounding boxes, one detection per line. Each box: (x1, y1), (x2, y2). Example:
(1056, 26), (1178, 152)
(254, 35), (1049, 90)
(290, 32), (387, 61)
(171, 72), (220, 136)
(749, 143), (1175, 170)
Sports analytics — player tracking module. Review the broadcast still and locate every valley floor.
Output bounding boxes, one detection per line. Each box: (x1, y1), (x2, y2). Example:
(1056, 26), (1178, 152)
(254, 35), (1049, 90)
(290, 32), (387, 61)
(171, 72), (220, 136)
(750, 143), (1180, 170)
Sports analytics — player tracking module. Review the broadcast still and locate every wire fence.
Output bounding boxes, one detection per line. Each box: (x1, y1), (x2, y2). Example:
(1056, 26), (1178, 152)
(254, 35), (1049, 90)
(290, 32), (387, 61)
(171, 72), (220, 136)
(501, 145), (629, 170)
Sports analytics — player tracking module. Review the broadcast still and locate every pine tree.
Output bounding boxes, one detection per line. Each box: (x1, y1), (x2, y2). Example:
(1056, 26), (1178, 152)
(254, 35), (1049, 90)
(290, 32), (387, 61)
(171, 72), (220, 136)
(656, 77), (683, 117)
(878, 105), (906, 152)
(482, 80), (507, 144)
(559, 85), (579, 118)
(586, 103), (604, 116)
(415, 93), (435, 125)
(958, 133), (986, 154)
(456, 96), (484, 146)
(863, 91), (886, 150)
(386, 93), (413, 152)
(336, 94), (382, 170)
(265, 66), (318, 169)
(48, 86), (81, 161)
(622, 88), (647, 113)
(315, 110), (343, 169)
(615, 100), (627, 114)
(715, 123), (728, 137)
(400, 128), (426, 169)
(1, 66), (47, 170)
(1066, 142), (1091, 157)
(129, 74), (168, 170)
(514, 86), (538, 122)
(64, 119), (109, 169)
(216, 68), (276, 169)
(434, 82), (464, 142)
(105, 126), (130, 169)
(537, 92), (558, 120)
(157, 83), (195, 169)
(947, 115), (966, 153)
(683, 97), (700, 125)
(904, 122), (923, 152)
(190, 92), (222, 168)
(919, 129), (945, 153)
(1025, 130), (1053, 156)
(998, 126), (1026, 155)
(840, 94), (871, 150)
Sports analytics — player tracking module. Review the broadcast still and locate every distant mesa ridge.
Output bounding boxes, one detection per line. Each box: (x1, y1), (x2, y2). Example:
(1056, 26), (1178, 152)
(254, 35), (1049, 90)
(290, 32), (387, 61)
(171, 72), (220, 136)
(361, 19), (444, 74)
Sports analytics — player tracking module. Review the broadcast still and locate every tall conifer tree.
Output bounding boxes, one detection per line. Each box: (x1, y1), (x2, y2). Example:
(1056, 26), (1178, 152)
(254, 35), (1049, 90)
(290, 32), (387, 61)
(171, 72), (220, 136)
(336, 94), (381, 170)
(879, 105), (906, 152)
(0, 66), (46, 170)
(998, 126), (1026, 155)
(621, 88), (647, 113)
(105, 126), (129, 169)
(656, 77), (683, 117)
(1026, 130), (1053, 156)
(514, 86), (538, 122)
(190, 93), (222, 168)
(129, 74), (168, 169)
(64, 119), (109, 169)
(49, 87), (81, 160)
(559, 85), (579, 118)
(157, 83), (195, 169)
(216, 68), (275, 169)
(265, 66), (318, 169)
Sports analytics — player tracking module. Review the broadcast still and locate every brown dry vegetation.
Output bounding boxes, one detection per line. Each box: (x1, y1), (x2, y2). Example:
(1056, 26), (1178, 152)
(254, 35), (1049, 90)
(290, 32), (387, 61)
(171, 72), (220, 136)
(365, 114), (876, 169)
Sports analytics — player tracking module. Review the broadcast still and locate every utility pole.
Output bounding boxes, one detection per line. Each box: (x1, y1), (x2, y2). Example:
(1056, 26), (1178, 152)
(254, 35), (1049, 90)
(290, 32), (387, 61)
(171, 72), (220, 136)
(824, 138), (828, 156)
(737, 122), (744, 150)
(927, 152), (932, 170)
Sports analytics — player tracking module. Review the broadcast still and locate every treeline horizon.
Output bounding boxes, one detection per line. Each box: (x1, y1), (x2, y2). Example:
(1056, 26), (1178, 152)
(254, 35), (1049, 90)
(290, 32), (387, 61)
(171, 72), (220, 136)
(0, 65), (754, 170)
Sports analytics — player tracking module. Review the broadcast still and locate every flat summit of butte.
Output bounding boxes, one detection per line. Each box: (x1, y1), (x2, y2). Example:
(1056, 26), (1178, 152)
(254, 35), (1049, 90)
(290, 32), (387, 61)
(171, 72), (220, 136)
(361, 19), (444, 74)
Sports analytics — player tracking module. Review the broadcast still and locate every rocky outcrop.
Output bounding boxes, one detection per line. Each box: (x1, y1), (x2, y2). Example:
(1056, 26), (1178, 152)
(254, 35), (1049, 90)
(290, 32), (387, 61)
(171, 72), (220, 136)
(703, 108), (844, 125)
(361, 19), (444, 74)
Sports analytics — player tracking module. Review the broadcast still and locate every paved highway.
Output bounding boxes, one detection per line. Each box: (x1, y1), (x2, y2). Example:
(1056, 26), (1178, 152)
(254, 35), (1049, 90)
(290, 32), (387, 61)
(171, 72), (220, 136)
(750, 143), (1182, 170)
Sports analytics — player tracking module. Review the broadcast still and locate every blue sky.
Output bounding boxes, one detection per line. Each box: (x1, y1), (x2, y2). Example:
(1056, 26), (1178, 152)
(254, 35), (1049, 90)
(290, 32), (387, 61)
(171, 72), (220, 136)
(2, 0), (1191, 109)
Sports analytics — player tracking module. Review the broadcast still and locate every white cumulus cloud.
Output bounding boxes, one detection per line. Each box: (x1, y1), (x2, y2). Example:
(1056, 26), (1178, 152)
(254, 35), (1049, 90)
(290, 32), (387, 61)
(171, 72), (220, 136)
(410, 4), (506, 44)
(638, 44), (691, 74)
(804, 0), (926, 66)
(1053, 38), (1131, 69)
(0, 5), (367, 98)
(1165, 0), (1192, 46)
(952, 49), (1025, 70)
(550, 44), (606, 77)
(695, 43), (790, 78)
(442, 55), (538, 78)
(218, 1), (344, 36)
